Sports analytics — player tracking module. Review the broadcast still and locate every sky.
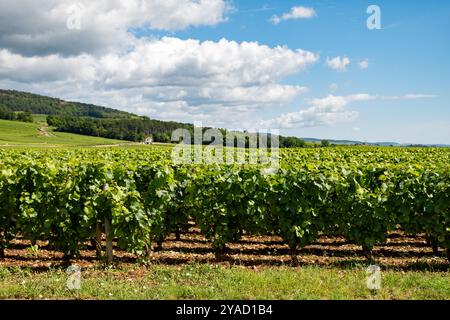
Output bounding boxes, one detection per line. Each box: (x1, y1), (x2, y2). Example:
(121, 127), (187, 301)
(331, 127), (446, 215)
(0, 0), (449, 144)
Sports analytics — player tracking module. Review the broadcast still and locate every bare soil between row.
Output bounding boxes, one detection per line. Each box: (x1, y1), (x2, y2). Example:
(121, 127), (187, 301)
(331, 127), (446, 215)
(1, 227), (448, 272)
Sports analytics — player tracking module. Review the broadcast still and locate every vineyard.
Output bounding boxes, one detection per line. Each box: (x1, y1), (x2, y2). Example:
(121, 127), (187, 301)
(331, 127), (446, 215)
(0, 146), (449, 266)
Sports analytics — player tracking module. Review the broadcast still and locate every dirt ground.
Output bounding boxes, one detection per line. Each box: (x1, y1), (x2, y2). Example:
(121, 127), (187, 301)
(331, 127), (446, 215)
(1, 227), (448, 271)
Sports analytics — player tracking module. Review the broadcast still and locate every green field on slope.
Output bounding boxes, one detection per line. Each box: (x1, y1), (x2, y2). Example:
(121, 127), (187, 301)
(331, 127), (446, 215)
(0, 119), (126, 147)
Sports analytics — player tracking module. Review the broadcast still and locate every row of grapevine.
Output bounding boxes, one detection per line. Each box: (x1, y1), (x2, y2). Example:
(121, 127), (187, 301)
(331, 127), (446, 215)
(0, 148), (449, 264)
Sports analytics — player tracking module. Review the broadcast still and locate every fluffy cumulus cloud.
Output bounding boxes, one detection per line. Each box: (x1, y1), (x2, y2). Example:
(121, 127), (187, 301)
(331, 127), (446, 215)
(261, 93), (436, 129)
(326, 56), (350, 72)
(261, 94), (372, 128)
(0, 50), (97, 83)
(0, 36), (318, 127)
(97, 38), (318, 90)
(0, 0), (231, 56)
(270, 6), (316, 24)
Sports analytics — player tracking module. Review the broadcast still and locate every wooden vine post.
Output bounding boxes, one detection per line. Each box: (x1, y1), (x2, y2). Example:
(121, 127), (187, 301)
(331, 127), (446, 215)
(290, 246), (299, 267)
(104, 216), (113, 264)
(0, 231), (4, 259)
(362, 245), (374, 264)
(95, 222), (102, 259)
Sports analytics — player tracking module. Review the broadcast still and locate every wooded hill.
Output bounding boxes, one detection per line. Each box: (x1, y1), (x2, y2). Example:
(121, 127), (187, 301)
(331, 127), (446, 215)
(0, 89), (307, 147)
(0, 89), (133, 118)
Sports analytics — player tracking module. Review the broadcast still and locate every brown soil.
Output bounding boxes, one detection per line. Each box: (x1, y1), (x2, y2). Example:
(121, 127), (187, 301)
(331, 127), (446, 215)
(1, 227), (448, 272)
(37, 126), (53, 137)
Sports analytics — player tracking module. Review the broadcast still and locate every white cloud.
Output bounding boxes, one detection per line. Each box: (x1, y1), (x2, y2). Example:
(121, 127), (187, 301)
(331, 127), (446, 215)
(261, 106), (358, 129)
(261, 94), (372, 128)
(0, 50), (96, 83)
(96, 37), (318, 90)
(260, 93), (436, 129)
(196, 84), (308, 105)
(358, 58), (369, 70)
(0, 37), (318, 128)
(307, 94), (374, 109)
(383, 94), (437, 100)
(270, 6), (316, 24)
(0, 0), (231, 56)
(326, 56), (350, 72)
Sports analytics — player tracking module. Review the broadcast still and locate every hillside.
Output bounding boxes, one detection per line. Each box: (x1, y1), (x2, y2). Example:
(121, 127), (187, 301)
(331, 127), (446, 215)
(0, 89), (133, 118)
(0, 119), (127, 147)
(0, 89), (195, 144)
(0, 89), (309, 147)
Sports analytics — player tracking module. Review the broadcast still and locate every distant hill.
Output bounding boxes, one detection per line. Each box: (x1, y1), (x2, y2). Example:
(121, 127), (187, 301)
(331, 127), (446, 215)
(302, 137), (400, 146)
(302, 137), (449, 148)
(0, 89), (133, 118)
(0, 89), (194, 143)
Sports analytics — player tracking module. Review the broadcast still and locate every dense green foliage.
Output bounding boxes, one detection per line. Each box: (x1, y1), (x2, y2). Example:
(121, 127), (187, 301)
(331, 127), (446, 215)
(321, 139), (331, 147)
(0, 105), (15, 120)
(47, 115), (192, 143)
(47, 115), (308, 147)
(15, 111), (34, 123)
(0, 90), (132, 118)
(0, 105), (33, 123)
(1, 146), (448, 263)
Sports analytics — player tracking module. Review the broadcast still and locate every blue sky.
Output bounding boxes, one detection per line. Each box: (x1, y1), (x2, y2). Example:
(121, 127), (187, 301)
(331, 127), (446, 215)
(0, 0), (449, 144)
(171, 0), (450, 144)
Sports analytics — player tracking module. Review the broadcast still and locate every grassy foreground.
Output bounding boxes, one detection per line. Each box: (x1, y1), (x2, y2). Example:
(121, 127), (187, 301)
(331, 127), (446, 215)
(0, 264), (448, 300)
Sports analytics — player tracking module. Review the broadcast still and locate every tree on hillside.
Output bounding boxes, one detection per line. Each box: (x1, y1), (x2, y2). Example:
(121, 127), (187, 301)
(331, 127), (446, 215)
(0, 105), (15, 120)
(281, 136), (306, 148)
(16, 112), (34, 123)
